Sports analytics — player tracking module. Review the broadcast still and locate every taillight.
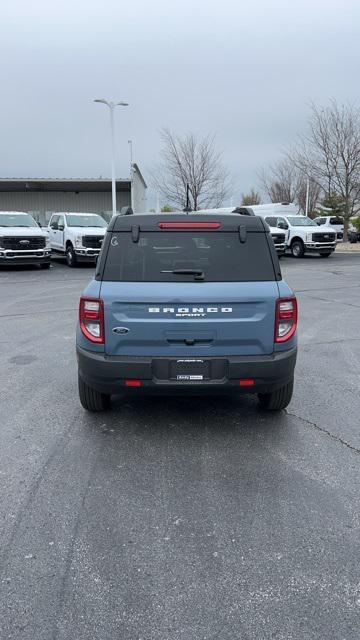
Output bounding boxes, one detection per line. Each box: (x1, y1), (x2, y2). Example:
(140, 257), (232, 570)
(79, 297), (104, 344)
(275, 297), (298, 343)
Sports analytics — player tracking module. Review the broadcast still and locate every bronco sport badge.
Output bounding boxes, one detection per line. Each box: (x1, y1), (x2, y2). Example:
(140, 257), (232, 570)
(148, 307), (233, 318)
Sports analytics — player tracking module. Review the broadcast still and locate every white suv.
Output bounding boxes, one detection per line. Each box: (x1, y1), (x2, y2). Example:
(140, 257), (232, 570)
(262, 214), (337, 258)
(48, 212), (108, 267)
(0, 211), (51, 268)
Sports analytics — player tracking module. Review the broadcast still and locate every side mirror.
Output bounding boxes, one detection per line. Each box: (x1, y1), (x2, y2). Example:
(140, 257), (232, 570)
(278, 222), (288, 230)
(37, 222), (42, 228)
(58, 224), (64, 231)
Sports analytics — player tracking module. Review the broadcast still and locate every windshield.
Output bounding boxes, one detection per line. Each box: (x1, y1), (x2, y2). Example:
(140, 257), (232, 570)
(287, 216), (317, 227)
(0, 213), (38, 228)
(66, 214), (107, 228)
(102, 231), (276, 282)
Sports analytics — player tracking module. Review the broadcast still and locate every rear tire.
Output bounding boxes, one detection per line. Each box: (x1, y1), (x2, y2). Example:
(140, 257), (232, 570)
(66, 244), (77, 267)
(319, 252), (332, 258)
(40, 262), (51, 269)
(78, 375), (111, 412)
(291, 240), (305, 258)
(258, 379), (294, 411)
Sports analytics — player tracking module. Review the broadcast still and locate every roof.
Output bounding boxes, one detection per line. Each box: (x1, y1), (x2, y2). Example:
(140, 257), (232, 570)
(50, 212), (102, 216)
(109, 212), (267, 233)
(0, 211), (28, 215)
(0, 178), (131, 193)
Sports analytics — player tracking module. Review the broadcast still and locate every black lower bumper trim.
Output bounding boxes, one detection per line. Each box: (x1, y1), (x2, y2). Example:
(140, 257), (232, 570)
(0, 256), (51, 266)
(77, 346), (297, 395)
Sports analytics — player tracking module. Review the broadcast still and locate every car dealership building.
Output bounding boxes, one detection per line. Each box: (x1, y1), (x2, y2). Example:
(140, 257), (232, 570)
(0, 164), (147, 225)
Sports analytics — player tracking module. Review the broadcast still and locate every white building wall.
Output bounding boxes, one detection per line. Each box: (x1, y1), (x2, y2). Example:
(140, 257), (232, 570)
(0, 191), (131, 223)
(131, 167), (147, 213)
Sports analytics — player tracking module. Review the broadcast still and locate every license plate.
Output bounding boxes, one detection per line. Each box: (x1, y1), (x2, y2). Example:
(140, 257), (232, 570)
(170, 359), (210, 381)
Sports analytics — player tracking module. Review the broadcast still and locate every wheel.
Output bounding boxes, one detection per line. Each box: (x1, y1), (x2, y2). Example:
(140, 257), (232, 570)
(258, 379), (294, 411)
(66, 244), (77, 267)
(291, 240), (305, 258)
(39, 262), (51, 269)
(319, 252), (332, 258)
(78, 375), (111, 412)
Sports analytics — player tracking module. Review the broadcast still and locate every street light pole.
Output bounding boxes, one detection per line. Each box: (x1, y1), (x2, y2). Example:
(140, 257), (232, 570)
(94, 98), (129, 218)
(305, 177), (310, 216)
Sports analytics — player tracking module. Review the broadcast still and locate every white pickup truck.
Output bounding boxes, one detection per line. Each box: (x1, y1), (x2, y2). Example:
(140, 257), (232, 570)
(246, 205), (337, 258)
(48, 212), (108, 267)
(0, 211), (51, 268)
(261, 214), (337, 258)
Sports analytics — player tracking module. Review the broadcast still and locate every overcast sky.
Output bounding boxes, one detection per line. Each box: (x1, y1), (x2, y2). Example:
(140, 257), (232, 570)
(1, 0), (360, 206)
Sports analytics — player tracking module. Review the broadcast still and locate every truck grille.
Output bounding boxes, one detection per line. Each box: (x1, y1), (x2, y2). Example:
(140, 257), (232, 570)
(312, 232), (336, 243)
(1, 236), (46, 250)
(82, 235), (104, 248)
(271, 233), (285, 244)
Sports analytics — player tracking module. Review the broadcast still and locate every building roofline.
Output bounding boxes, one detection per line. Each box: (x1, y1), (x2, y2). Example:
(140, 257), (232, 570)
(0, 177), (131, 183)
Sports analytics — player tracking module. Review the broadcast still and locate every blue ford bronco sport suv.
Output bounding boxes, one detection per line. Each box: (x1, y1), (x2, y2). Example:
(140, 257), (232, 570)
(76, 212), (297, 412)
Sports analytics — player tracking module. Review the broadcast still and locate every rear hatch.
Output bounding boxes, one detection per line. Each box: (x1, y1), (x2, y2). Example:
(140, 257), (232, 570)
(100, 223), (280, 357)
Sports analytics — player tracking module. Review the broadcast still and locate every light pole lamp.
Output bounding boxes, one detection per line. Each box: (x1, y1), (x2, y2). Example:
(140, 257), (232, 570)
(94, 98), (129, 218)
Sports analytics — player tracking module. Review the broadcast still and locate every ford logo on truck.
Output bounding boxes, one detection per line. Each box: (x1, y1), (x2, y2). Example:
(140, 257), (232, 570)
(148, 306), (233, 318)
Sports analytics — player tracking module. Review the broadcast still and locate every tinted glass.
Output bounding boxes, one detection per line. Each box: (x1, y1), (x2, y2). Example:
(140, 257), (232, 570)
(103, 232), (275, 282)
(50, 215), (59, 229)
(264, 217), (278, 227)
(0, 213), (38, 228)
(66, 214), (107, 228)
(330, 217), (343, 224)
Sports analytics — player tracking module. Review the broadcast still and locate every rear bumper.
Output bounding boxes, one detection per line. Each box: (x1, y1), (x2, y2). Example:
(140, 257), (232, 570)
(77, 345), (297, 396)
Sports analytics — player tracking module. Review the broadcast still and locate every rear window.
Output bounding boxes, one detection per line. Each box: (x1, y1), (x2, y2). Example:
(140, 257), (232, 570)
(102, 231), (276, 282)
(330, 217), (343, 225)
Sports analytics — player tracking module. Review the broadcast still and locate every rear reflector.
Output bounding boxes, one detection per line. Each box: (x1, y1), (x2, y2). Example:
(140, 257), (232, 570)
(158, 222), (221, 230)
(125, 379), (142, 387)
(239, 379), (255, 386)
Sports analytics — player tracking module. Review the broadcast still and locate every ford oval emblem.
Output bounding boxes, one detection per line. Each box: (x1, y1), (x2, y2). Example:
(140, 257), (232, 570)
(112, 327), (129, 335)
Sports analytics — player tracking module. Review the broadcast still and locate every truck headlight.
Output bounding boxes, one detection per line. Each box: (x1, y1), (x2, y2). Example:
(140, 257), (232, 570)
(45, 236), (51, 247)
(75, 236), (83, 247)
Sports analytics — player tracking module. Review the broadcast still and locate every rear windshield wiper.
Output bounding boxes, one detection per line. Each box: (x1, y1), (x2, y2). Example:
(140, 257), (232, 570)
(161, 269), (205, 280)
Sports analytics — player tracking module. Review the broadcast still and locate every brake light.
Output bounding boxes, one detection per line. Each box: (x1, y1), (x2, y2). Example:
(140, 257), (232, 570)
(275, 297), (298, 343)
(79, 297), (104, 344)
(125, 379), (142, 387)
(158, 222), (221, 230)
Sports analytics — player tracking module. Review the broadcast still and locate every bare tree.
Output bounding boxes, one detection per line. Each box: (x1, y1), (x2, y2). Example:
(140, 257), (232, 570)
(151, 129), (230, 210)
(291, 100), (360, 239)
(258, 158), (301, 203)
(241, 189), (261, 205)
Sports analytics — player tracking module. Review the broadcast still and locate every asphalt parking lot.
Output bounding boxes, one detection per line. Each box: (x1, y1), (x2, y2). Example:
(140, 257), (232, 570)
(1, 253), (360, 640)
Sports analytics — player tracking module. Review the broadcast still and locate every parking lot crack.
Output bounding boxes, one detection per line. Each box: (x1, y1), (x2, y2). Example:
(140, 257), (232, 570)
(286, 411), (360, 455)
